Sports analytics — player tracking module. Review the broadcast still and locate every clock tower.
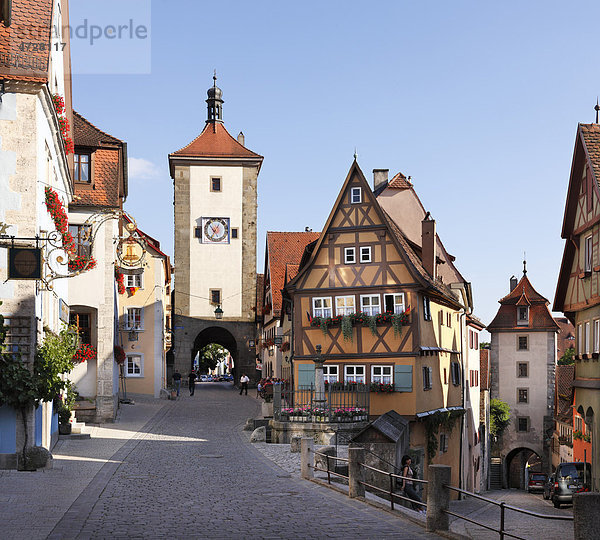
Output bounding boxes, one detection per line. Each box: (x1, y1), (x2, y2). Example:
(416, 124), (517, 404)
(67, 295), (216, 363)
(169, 76), (263, 383)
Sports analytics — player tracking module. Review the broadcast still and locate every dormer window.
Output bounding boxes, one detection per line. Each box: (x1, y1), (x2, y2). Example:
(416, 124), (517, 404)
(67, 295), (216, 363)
(517, 306), (529, 325)
(74, 153), (90, 183)
(350, 187), (362, 204)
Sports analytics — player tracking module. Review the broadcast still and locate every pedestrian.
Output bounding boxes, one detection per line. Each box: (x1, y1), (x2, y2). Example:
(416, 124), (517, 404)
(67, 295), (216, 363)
(239, 373), (249, 395)
(401, 455), (425, 513)
(173, 370), (182, 397)
(188, 371), (197, 396)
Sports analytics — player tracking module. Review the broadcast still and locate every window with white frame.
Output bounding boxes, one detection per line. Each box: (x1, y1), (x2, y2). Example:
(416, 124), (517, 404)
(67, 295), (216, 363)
(585, 235), (593, 272)
(517, 306), (529, 325)
(361, 294), (381, 315)
(586, 321), (591, 354)
(125, 354), (143, 377)
(350, 187), (362, 204)
(384, 293), (405, 314)
(126, 307), (143, 330)
(323, 365), (339, 383)
(312, 297), (332, 318)
(344, 247), (356, 264)
(335, 296), (355, 316)
(360, 246), (372, 263)
(594, 319), (600, 353)
(423, 296), (432, 321)
(125, 273), (143, 288)
(371, 365), (393, 384)
(344, 365), (365, 383)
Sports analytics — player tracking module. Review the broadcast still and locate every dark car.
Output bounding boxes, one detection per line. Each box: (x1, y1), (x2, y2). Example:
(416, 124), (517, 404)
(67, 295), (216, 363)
(527, 472), (547, 493)
(543, 474), (554, 500)
(551, 462), (592, 508)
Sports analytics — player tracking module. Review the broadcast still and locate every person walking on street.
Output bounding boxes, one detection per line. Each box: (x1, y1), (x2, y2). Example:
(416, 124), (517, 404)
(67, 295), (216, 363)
(401, 455), (425, 514)
(239, 373), (249, 395)
(173, 370), (182, 397)
(188, 371), (197, 396)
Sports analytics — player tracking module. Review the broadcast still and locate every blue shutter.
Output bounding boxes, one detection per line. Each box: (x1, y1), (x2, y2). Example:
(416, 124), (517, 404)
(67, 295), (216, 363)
(394, 365), (413, 392)
(297, 363), (315, 389)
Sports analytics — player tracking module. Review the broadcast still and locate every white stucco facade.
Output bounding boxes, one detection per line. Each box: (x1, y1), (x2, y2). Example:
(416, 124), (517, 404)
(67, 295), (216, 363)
(188, 165), (243, 318)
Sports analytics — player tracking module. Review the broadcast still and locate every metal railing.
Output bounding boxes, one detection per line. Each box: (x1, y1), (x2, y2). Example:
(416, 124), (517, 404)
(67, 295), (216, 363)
(300, 439), (575, 538)
(444, 485), (573, 540)
(273, 384), (369, 423)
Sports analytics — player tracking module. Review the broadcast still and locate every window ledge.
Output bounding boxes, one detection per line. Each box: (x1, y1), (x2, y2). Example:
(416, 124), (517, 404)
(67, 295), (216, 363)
(579, 271), (591, 279)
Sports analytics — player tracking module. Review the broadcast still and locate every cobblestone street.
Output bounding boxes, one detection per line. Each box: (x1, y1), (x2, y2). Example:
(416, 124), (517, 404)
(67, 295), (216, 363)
(0, 384), (439, 539)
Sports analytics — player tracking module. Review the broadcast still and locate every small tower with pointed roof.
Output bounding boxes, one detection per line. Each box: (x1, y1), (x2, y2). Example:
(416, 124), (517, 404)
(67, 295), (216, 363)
(168, 76), (263, 383)
(487, 268), (558, 487)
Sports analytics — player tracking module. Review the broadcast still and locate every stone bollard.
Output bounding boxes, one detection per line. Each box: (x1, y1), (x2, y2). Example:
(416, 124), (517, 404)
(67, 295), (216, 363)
(348, 446), (365, 498)
(301, 437), (314, 480)
(426, 465), (451, 533)
(573, 492), (600, 540)
(290, 435), (302, 453)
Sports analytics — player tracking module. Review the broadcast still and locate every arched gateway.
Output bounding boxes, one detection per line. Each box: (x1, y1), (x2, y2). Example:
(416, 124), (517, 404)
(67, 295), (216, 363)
(168, 76), (264, 384)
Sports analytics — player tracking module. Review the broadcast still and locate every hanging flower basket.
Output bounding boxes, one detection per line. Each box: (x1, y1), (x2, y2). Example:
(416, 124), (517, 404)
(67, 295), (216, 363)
(115, 271), (125, 294)
(114, 345), (126, 365)
(72, 343), (96, 363)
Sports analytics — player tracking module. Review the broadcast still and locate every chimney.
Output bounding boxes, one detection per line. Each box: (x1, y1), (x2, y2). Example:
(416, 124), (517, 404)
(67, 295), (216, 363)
(510, 275), (518, 292)
(237, 131), (245, 146)
(422, 212), (436, 280)
(373, 169), (389, 192)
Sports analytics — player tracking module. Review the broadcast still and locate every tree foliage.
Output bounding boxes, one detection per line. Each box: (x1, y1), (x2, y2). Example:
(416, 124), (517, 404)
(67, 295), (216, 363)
(558, 347), (575, 365)
(197, 344), (228, 373)
(490, 398), (511, 439)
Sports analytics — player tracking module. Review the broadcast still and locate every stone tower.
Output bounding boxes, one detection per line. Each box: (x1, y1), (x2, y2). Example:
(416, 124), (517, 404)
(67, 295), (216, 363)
(168, 76), (263, 382)
(487, 267), (558, 487)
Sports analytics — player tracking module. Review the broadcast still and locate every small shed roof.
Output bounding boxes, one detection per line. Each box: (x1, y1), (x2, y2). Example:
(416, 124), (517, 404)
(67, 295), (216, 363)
(351, 410), (409, 444)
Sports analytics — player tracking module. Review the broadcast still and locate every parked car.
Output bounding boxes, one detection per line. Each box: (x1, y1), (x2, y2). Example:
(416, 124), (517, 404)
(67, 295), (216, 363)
(200, 374), (208, 382)
(551, 462), (592, 508)
(543, 474), (554, 500)
(527, 472), (547, 493)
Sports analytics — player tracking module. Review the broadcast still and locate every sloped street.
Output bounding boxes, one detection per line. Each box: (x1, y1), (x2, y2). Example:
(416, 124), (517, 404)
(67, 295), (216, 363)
(0, 385), (440, 539)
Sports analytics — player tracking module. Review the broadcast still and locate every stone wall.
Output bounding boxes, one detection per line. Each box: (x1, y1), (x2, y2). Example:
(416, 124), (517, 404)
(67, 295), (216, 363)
(173, 165), (191, 316)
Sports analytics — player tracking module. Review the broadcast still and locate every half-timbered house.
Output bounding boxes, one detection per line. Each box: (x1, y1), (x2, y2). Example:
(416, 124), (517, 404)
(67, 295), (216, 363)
(285, 161), (468, 486)
(554, 121), (600, 491)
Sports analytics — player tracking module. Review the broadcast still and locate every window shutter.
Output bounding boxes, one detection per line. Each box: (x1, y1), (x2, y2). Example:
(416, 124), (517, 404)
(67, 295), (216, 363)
(428, 367), (433, 389)
(394, 365), (413, 392)
(297, 363), (315, 389)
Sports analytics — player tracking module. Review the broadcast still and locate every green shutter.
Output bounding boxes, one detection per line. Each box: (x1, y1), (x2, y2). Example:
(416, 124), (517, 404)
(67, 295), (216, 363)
(394, 365), (413, 392)
(297, 363), (315, 389)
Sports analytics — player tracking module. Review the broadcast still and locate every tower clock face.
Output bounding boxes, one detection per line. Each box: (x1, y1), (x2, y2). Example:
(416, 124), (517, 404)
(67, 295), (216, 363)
(202, 217), (230, 243)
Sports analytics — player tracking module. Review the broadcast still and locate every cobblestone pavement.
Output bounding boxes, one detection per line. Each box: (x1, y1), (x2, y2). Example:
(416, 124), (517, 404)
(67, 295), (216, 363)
(448, 488), (574, 539)
(0, 384), (441, 539)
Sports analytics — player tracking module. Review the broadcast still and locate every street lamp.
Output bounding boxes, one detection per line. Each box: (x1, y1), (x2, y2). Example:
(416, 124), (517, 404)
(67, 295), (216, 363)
(214, 304), (223, 320)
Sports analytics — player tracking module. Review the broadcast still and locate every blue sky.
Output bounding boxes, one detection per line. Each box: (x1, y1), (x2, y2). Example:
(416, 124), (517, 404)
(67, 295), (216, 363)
(70, 1), (600, 335)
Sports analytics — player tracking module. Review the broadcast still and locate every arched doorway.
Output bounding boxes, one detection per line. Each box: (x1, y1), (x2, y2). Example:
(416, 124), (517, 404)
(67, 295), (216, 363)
(505, 447), (542, 489)
(193, 326), (238, 379)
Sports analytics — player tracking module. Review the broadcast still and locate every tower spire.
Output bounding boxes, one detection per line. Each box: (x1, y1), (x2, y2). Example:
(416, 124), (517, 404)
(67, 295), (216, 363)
(206, 72), (224, 125)
(523, 252), (527, 275)
(595, 98), (600, 124)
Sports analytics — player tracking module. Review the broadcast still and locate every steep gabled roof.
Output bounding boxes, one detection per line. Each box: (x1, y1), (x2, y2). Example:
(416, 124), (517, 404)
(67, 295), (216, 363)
(265, 231), (320, 315)
(286, 160), (463, 309)
(73, 110), (122, 147)
(256, 273), (264, 318)
(555, 365), (574, 424)
(488, 274), (559, 332)
(555, 123), (600, 313)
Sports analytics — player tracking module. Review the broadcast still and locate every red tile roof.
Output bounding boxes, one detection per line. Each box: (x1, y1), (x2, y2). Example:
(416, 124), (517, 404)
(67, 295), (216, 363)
(555, 365), (574, 424)
(0, 0), (53, 82)
(480, 349), (490, 390)
(170, 122), (263, 159)
(73, 110), (122, 147)
(387, 172), (413, 189)
(71, 111), (125, 208)
(554, 317), (575, 359)
(488, 274), (559, 332)
(266, 232), (320, 315)
(579, 123), (600, 184)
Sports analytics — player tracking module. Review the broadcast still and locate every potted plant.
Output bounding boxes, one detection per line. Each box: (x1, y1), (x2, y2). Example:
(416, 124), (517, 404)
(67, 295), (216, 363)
(57, 403), (72, 434)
